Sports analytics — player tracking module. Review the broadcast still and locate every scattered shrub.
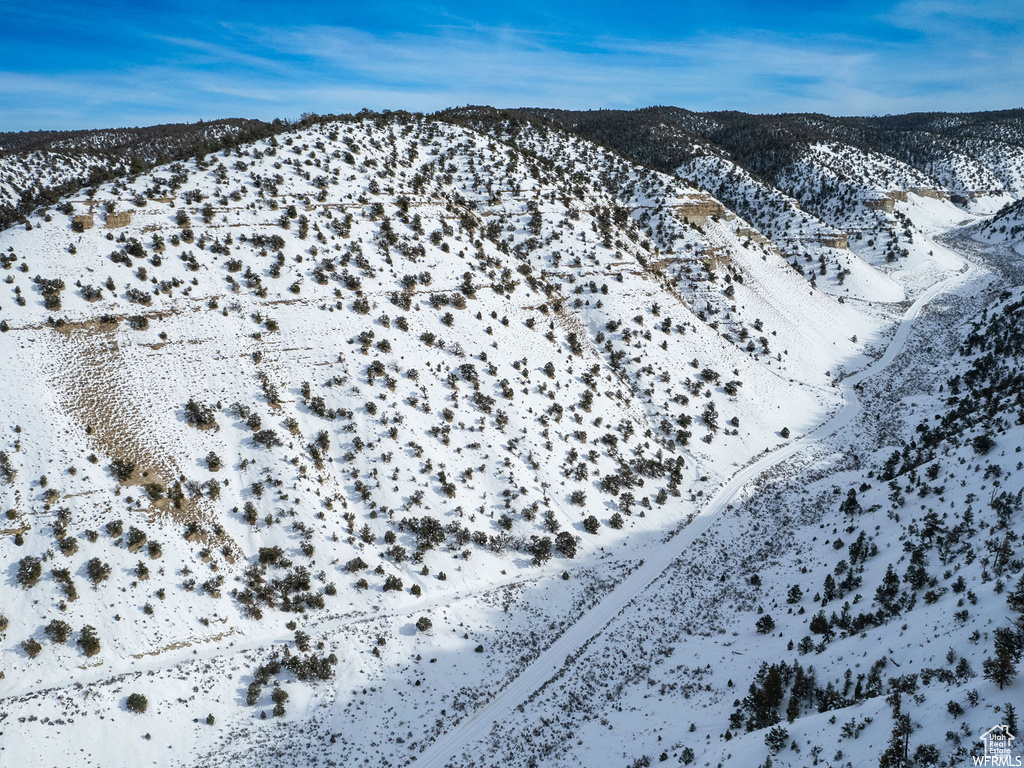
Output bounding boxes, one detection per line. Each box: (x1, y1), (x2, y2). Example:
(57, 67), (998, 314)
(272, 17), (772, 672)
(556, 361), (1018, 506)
(22, 638), (42, 658)
(17, 555), (42, 588)
(78, 625), (101, 657)
(126, 693), (148, 713)
(44, 619), (72, 644)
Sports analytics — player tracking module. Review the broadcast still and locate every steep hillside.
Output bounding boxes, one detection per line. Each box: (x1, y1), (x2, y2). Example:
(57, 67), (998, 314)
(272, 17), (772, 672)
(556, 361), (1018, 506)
(0, 110), (1013, 768)
(444, 106), (1000, 298)
(464, 107), (1024, 215)
(689, 233), (1024, 768)
(0, 119), (281, 229)
(973, 198), (1024, 247)
(675, 150), (904, 302)
(397, 213), (1024, 768)
(823, 110), (1024, 209)
(0, 111), (886, 702)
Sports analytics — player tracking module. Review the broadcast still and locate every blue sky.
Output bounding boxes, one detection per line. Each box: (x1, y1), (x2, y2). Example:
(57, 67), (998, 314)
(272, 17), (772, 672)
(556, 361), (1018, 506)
(1, 0), (1021, 130)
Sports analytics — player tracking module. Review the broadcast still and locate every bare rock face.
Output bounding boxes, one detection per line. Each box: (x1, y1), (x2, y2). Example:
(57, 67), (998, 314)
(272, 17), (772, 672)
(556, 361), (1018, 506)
(672, 194), (728, 225)
(909, 187), (948, 200)
(865, 196), (895, 213)
(104, 211), (132, 228)
(736, 227), (769, 245)
(811, 232), (849, 249)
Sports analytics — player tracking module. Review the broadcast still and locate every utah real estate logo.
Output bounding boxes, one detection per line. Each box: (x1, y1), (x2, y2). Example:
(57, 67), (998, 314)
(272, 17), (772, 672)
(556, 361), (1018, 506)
(975, 724), (1020, 767)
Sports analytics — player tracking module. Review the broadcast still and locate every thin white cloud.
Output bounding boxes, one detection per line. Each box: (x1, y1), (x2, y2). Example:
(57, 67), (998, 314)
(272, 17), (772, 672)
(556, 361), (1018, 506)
(153, 35), (290, 73)
(886, 0), (1024, 29)
(3, 12), (1022, 130)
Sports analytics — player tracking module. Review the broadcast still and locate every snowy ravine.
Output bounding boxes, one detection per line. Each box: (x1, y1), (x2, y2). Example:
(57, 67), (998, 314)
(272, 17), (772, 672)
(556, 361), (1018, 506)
(408, 224), (981, 768)
(0, 112), (1022, 768)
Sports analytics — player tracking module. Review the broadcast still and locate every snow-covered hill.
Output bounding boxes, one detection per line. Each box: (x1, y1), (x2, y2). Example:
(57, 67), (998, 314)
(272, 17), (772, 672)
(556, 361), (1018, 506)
(973, 198), (1024, 247)
(0, 119), (279, 228)
(0, 110), (1019, 768)
(676, 149), (905, 303)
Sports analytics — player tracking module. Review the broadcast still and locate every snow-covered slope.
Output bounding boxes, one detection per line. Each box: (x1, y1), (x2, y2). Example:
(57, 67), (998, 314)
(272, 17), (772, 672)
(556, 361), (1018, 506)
(475, 107), (1008, 301)
(0, 113), (878, 696)
(392, 211), (1024, 768)
(0, 111), (1017, 768)
(677, 149), (905, 303)
(0, 119), (277, 228)
(972, 198), (1024, 248)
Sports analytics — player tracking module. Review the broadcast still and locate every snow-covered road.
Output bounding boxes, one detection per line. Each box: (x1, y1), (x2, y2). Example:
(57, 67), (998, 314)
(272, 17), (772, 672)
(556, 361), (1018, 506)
(411, 233), (979, 767)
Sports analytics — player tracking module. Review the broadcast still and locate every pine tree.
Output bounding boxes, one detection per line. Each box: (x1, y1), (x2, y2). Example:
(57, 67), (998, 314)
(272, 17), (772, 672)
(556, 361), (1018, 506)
(764, 726), (788, 754)
(78, 625), (101, 657)
(44, 619), (72, 644)
(823, 574), (838, 603)
(878, 712), (912, 768)
(785, 696), (800, 723)
(126, 693), (148, 713)
(875, 564), (901, 614)
(983, 626), (1020, 690)
(1007, 576), (1024, 614)
(839, 488), (862, 516)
